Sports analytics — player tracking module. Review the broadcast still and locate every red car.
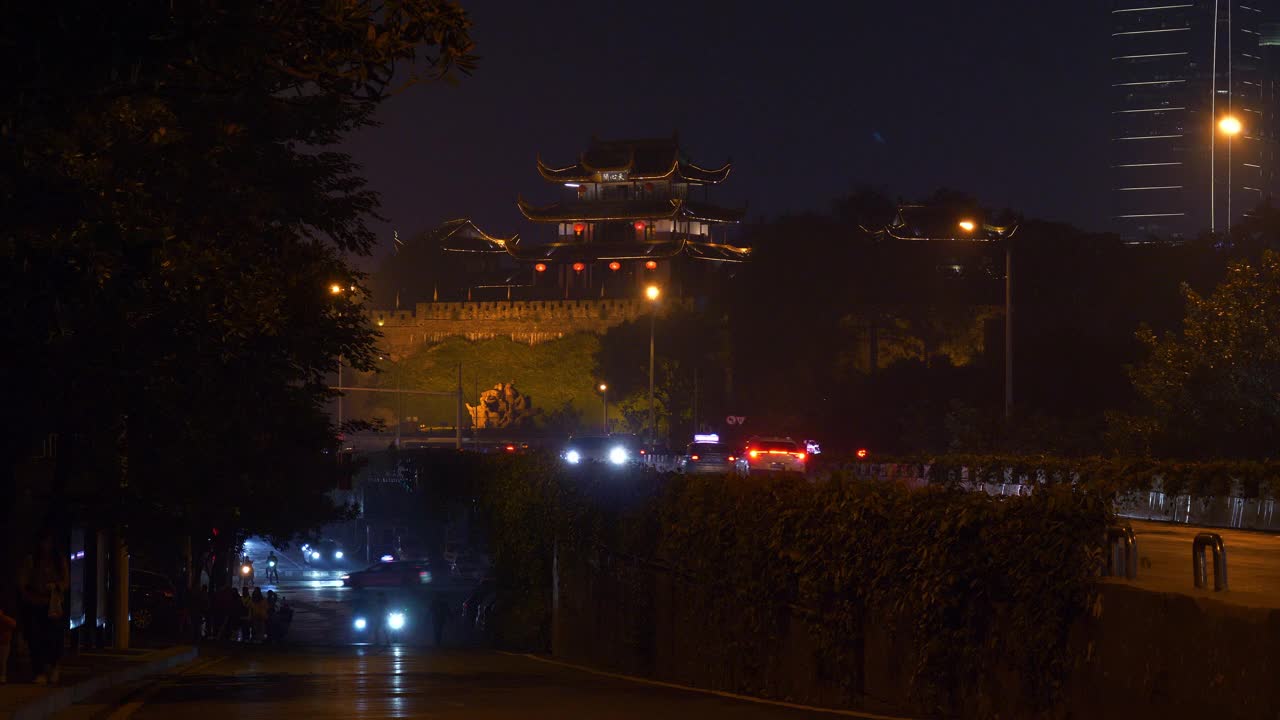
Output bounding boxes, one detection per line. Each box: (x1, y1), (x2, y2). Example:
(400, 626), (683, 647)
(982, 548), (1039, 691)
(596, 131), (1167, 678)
(342, 561), (434, 589)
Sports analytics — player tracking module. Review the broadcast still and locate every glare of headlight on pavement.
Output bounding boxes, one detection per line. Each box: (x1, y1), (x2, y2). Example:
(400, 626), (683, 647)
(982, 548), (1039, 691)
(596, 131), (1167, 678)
(388, 612), (406, 630)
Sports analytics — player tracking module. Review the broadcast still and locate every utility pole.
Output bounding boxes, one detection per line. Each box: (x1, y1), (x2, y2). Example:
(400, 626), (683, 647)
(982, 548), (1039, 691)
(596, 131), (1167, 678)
(455, 362), (463, 451)
(337, 358), (343, 429)
(1005, 239), (1013, 420)
(644, 284), (661, 449)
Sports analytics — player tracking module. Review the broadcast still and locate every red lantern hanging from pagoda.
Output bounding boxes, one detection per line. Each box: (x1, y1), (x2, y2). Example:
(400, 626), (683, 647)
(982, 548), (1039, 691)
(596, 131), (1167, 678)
(608, 261), (621, 271)
(573, 222), (586, 234)
(633, 220), (646, 231)
(572, 262), (586, 272)
(534, 263), (547, 273)
(645, 260), (658, 270)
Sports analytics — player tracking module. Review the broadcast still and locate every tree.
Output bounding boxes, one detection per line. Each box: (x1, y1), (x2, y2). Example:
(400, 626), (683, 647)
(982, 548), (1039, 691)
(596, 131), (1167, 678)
(1119, 251), (1280, 459)
(1, 3), (477, 565)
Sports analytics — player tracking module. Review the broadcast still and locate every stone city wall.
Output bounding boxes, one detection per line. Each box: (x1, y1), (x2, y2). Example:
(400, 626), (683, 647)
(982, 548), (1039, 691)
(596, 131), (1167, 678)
(369, 299), (689, 353)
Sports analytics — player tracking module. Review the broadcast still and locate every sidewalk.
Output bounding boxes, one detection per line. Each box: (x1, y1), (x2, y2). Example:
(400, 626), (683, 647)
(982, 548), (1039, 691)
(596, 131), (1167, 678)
(0, 645), (197, 720)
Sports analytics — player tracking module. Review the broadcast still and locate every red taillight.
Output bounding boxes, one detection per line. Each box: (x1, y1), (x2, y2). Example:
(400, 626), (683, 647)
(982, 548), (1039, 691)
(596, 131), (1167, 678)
(690, 455), (699, 461)
(505, 444), (515, 452)
(748, 450), (759, 459)
(794, 452), (806, 461)
(728, 456), (736, 462)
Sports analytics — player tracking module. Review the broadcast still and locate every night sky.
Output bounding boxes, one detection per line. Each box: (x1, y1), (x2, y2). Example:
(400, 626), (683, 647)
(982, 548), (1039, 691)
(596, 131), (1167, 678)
(342, 1), (1112, 265)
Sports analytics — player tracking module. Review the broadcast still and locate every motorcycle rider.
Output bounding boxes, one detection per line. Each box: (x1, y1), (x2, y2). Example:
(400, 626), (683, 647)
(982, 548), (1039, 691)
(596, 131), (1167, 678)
(239, 555), (255, 589)
(266, 551), (280, 584)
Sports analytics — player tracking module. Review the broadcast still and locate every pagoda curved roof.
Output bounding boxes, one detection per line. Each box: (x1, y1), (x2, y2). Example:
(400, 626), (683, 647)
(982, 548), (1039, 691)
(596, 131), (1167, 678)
(536, 135), (732, 184)
(516, 197), (745, 224)
(432, 218), (518, 253)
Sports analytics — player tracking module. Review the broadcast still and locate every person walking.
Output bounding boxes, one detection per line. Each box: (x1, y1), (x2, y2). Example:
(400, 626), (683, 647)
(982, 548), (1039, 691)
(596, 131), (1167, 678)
(18, 531), (69, 684)
(213, 584), (239, 640)
(190, 584), (211, 642)
(249, 588), (268, 642)
(0, 589), (17, 684)
(430, 592), (450, 648)
(371, 592), (389, 646)
(238, 587), (251, 642)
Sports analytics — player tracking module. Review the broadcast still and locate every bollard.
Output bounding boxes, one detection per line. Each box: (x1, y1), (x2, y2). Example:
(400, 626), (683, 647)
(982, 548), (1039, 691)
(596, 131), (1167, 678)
(1104, 525), (1138, 580)
(1192, 532), (1228, 591)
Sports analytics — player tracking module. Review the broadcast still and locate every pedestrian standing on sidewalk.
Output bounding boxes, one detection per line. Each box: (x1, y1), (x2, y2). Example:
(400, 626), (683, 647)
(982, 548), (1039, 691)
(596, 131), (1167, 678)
(249, 588), (268, 642)
(18, 530), (69, 685)
(190, 584), (211, 642)
(238, 587), (251, 641)
(0, 585), (17, 684)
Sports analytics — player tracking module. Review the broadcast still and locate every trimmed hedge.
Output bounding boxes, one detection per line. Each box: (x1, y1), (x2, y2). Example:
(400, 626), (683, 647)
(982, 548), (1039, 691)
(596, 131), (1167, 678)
(461, 455), (1110, 717)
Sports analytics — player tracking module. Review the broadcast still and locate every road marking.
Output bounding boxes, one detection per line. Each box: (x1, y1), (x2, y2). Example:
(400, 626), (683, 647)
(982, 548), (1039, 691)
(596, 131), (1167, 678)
(104, 655), (226, 720)
(502, 652), (916, 719)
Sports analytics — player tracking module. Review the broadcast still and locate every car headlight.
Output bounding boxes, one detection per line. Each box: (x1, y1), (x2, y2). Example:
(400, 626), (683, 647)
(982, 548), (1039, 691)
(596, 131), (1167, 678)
(311, 551), (321, 560)
(608, 446), (628, 465)
(334, 551), (344, 559)
(388, 612), (406, 631)
(565, 450), (581, 464)
(353, 617), (367, 631)
(240, 565), (251, 575)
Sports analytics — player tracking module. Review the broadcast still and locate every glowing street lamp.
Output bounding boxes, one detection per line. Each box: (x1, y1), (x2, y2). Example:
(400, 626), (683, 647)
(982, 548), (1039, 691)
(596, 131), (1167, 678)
(958, 219), (976, 233)
(645, 284), (661, 301)
(1218, 115), (1243, 136)
(329, 283), (343, 295)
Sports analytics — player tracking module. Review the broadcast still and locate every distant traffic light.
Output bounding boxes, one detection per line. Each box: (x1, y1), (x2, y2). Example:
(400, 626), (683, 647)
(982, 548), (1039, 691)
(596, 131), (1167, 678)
(855, 448), (869, 460)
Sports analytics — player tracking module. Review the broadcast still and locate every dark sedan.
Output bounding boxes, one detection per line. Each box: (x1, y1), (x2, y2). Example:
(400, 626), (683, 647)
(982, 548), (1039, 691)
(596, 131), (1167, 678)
(342, 561), (434, 589)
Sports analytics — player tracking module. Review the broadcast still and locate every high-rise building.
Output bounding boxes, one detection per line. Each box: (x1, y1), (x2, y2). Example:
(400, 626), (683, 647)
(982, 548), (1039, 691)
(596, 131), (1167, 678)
(1111, 1), (1276, 241)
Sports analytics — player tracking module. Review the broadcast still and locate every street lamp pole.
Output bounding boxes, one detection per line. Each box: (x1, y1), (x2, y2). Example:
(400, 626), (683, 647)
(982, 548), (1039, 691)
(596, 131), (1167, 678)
(1004, 239), (1013, 420)
(649, 309), (656, 448)
(645, 285), (660, 449)
(598, 383), (608, 433)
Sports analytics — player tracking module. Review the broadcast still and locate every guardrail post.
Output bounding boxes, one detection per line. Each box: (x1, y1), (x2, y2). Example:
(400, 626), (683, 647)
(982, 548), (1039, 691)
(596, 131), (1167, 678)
(1104, 525), (1138, 580)
(1192, 532), (1228, 591)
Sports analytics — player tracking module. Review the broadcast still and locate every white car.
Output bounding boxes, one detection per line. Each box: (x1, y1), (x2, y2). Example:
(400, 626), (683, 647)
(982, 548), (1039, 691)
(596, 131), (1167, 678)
(735, 437), (807, 475)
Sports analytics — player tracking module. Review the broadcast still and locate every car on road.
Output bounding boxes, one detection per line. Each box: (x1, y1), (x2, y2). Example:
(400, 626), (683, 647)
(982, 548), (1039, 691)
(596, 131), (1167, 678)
(342, 560), (434, 589)
(735, 437), (807, 475)
(679, 440), (737, 474)
(302, 539), (348, 568)
(129, 568), (177, 632)
(561, 435), (632, 466)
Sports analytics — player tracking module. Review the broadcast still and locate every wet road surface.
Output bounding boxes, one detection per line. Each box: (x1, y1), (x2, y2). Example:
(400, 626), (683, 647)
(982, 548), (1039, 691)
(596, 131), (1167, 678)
(57, 574), (898, 719)
(85, 646), (875, 719)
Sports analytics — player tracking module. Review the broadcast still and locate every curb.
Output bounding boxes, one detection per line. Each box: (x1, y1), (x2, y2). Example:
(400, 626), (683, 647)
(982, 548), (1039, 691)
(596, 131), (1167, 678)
(4, 646), (198, 720)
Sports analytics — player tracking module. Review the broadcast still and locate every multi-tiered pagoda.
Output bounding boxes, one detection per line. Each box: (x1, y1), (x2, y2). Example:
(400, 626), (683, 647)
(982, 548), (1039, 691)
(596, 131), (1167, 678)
(433, 135), (750, 300)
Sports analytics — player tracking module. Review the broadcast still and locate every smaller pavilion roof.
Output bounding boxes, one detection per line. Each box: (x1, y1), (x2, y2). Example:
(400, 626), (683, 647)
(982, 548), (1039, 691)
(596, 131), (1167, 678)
(875, 205), (1017, 242)
(433, 218), (517, 253)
